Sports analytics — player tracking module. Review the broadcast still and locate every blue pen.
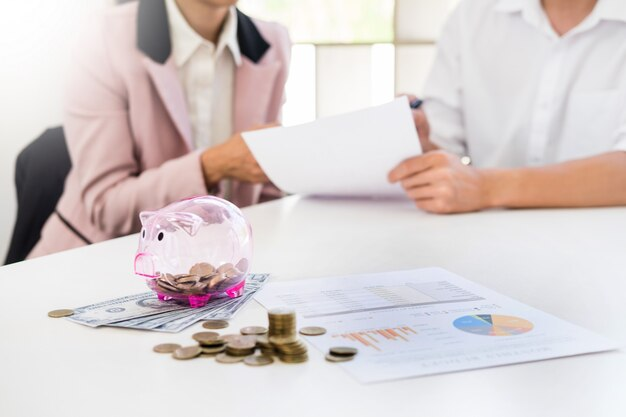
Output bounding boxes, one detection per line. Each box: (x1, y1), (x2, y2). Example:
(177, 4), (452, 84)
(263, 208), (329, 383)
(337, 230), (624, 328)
(410, 98), (423, 109)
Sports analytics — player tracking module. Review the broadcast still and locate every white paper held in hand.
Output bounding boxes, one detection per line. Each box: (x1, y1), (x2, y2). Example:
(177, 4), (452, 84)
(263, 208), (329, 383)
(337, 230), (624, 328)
(242, 97), (422, 197)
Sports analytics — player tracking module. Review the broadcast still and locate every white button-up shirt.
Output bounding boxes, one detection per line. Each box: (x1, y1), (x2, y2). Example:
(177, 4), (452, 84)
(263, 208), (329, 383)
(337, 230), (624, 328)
(165, 0), (241, 150)
(422, 0), (626, 168)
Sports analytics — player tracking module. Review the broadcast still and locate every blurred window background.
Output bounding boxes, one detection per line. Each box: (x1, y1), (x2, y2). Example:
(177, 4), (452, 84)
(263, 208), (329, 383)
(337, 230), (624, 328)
(239, 0), (460, 125)
(0, 0), (458, 259)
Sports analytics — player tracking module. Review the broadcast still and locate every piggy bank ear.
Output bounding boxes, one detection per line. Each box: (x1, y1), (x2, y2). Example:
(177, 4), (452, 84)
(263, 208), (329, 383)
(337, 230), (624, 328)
(139, 211), (157, 226)
(165, 212), (203, 236)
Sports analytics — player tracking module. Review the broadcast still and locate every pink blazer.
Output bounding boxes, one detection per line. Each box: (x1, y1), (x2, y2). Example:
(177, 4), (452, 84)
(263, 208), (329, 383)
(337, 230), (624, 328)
(29, 1), (290, 258)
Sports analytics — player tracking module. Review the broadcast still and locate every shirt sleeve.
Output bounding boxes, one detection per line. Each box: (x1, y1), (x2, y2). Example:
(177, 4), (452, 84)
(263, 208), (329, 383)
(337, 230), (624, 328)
(422, 3), (468, 156)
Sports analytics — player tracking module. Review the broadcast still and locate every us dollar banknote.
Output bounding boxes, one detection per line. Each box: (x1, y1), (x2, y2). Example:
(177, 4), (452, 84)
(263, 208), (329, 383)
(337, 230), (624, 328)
(68, 273), (269, 332)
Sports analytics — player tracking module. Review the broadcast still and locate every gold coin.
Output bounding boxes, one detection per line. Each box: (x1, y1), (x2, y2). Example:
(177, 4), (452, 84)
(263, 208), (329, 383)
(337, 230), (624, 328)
(268, 307), (295, 316)
(47, 309), (74, 318)
(226, 340), (256, 356)
(269, 335), (298, 345)
(276, 344), (308, 355)
(279, 354), (309, 364)
(325, 353), (354, 363)
(224, 335), (257, 345)
(256, 335), (272, 348)
(190, 262), (215, 276)
(227, 339), (256, 350)
(240, 326), (268, 336)
(216, 353), (245, 364)
(172, 346), (202, 360)
(153, 343), (181, 354)
(244, 355), (274, 366)
(299, 326), (327, 336)
(222, 334), (244, 343)
(201, 344), (226, 355)
(329, 347), (358, 357)
(192, 332), (224, 345)
(202, 320), (229, 330)
(217, 263), (234, 274)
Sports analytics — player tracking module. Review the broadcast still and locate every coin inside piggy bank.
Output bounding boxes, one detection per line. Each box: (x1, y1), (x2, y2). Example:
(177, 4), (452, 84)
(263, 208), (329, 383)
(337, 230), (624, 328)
(134, 196), (253, 308)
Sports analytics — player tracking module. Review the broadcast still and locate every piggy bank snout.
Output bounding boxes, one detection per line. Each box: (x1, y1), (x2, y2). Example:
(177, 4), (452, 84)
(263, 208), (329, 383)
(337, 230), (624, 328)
(134, 252), (160, 278)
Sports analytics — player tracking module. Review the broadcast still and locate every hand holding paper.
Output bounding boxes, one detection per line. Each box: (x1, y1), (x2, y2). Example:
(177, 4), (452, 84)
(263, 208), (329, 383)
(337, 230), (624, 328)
(243, 97), (422, 197)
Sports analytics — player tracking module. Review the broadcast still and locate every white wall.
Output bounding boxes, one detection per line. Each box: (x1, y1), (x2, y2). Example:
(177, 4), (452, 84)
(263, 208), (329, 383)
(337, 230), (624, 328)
(0, 0), (110, 261)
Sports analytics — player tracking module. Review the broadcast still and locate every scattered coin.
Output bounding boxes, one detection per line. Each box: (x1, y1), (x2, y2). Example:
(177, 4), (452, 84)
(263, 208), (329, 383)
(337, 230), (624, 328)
(172, 346), (202, 360)
(226, 339), (256, 356)
(153, 343), (182, 354)
(163, 308), (320, 367)
(47, 309), (74, 318)
(240, 326), (268, 336)
(329, 347), (358, 357)
(216, 353), (245, 364)
(325, 353), (354, 363)
(244, 355), (274, 366)
(222, 334), (245, 343)
(202, 320), (229, 330)
(192, 332), (224, 346)
(299, 326), (327, 336)
(200, 344), (226, 355)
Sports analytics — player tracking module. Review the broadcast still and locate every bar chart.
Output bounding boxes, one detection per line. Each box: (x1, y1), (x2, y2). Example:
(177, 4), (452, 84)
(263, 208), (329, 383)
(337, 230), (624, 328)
(331, 326), (418, 351)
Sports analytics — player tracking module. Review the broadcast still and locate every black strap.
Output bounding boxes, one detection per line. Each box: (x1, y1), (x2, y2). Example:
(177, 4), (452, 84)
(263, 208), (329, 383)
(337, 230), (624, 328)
(54, 210), (92, 245)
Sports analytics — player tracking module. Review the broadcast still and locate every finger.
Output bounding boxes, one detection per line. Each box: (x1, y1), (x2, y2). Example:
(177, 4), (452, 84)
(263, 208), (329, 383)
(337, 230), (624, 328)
(388, 151), (450, 183)
(412, 109), (427, 128)
(415, 198), (450, 214)
(400, 167), (450, 190)
(405, 184), (438, 201)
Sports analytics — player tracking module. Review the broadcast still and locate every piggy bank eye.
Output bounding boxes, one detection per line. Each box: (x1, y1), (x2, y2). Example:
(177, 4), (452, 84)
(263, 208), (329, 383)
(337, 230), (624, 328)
(141, 229), (146, 239)
(157, 232), (164, 241)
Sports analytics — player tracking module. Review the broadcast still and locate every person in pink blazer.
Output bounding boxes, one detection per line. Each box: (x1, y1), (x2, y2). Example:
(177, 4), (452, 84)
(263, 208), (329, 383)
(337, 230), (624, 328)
(29, 0), (290, 258)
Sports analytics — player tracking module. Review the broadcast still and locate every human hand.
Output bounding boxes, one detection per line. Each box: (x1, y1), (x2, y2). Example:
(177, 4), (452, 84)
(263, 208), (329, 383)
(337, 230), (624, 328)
(201, 124), (277, 186)
(388, 150), (491, 213)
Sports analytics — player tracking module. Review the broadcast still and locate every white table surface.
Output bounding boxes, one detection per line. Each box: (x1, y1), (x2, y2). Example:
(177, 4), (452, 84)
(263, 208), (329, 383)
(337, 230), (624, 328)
(1, 195), (625, 417)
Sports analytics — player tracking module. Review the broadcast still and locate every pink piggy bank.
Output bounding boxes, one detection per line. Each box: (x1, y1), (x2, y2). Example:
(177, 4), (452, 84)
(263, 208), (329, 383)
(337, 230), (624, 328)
(134, 196), (252, 308)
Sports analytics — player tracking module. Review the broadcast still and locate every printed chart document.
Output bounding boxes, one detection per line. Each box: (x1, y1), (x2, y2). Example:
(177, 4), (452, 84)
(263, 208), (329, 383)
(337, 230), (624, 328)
(242, 97), (422, 197)
(255, 268), (617, 384)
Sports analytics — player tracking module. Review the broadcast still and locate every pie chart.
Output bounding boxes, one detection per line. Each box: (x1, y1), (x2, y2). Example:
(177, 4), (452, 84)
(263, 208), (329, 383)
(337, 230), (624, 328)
(453, 314), (534, 336)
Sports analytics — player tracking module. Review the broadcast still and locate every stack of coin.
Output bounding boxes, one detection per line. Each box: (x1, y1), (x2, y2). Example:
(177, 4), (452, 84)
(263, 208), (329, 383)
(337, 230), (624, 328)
(267, 308), (308, 363)
(154, 308), (326, 366)
(255, 335), (276, 356)
(225, 336), (257, 356)
(273, 339), (308, 363)
(268, 308), (296, 339)
(192, 331), (227, 355)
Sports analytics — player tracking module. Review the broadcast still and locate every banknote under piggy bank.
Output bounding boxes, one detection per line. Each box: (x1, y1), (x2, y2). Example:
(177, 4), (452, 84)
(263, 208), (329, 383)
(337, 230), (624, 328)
(134, 196), (252, 308)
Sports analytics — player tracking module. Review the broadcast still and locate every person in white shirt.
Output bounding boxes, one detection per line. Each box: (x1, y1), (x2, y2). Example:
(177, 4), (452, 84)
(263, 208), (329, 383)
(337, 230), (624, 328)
(389, 0), (626, 213)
